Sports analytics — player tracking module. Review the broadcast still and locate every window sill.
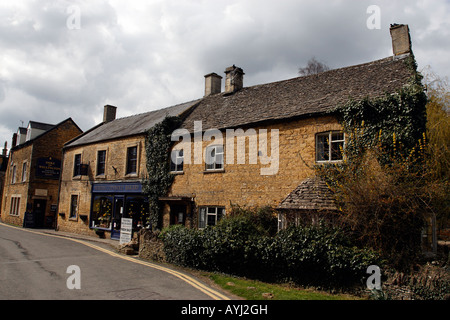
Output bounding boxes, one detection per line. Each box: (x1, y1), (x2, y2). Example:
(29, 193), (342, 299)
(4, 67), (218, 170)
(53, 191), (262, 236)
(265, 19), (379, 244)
(170, 171), (184, 175)
(203, 169), (225, 174)
(315, 160), (344, 164)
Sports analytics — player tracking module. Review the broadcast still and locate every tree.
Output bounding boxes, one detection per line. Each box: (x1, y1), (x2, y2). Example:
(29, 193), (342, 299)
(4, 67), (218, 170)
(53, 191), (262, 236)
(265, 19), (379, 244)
(298, 57), (330, 76)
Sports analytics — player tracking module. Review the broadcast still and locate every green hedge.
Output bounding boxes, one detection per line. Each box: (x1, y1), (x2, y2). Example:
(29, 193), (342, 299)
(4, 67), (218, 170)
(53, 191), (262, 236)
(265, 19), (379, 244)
(160, 213), (381, 288)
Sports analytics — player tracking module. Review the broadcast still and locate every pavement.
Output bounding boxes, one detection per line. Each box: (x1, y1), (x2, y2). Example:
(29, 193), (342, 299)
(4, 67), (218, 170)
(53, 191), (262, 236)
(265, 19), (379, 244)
(32, 227), (122, 250)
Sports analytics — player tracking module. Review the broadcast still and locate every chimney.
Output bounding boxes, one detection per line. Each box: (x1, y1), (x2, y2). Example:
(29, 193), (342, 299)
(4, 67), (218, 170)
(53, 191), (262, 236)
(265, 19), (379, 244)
(224, 65), (244, 94)
(390, 24), (411, 56)
(2, 141), (7, 156)
(12, 133), (17, 148)
(204, 73), (222, 96)
(103, 105), (117, 123)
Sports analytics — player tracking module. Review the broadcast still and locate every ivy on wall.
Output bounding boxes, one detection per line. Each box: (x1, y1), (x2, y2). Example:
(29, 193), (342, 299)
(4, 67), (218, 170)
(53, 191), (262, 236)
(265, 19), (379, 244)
(333, 55), (428, 162)
(142, 116), (181, 230)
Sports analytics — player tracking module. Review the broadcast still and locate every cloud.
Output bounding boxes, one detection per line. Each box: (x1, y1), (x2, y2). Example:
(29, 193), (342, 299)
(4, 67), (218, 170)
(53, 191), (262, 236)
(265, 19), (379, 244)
(0, 0), (449, 150)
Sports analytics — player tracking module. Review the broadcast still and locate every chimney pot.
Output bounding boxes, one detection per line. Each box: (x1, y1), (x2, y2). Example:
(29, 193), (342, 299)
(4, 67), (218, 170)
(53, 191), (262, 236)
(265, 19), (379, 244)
(390, 24), (411, 56)
(224, 65), (244, 94)
(204, 73), (222, 96)
(103, 105), (117, 123)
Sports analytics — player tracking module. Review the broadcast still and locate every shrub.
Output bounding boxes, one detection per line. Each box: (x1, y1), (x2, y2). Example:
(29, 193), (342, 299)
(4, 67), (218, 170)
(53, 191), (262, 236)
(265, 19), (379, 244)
(160, 213), (381, 289)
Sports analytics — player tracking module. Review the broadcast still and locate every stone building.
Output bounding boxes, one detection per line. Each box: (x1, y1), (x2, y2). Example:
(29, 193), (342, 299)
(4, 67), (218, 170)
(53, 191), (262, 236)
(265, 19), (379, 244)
(56, 102), (199, 238)
(57, 24), (421, 237)
(163, 24), (418, 230)
(1, 118), (82, 228)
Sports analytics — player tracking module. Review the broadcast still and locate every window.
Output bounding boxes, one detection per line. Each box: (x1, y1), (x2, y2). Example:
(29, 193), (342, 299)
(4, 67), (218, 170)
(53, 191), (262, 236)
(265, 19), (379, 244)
(170, 149), (184, 172)
(316, 131), (345, 162)
(199, 206), (225, 228)
(69, 195), (78, 219)
(11, 165), (16, 184)
(73, 154), (81, 176)
(205, 145), (224, 171)
(21, 162), (27, 182)
(97, 150), (106, 176)
(10, 197), (20, 216)
(91, 195), (113, 229)
(126, 146), (137, 175)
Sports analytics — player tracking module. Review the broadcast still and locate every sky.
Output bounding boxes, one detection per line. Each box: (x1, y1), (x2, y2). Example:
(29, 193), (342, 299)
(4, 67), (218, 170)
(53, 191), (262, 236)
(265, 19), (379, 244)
(1, 0), (449, 151)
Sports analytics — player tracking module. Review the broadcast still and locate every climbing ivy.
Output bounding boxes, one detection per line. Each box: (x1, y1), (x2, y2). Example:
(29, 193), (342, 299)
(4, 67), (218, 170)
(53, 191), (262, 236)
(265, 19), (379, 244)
(333, 55), (428, 163)
(142, 116), (182, 230)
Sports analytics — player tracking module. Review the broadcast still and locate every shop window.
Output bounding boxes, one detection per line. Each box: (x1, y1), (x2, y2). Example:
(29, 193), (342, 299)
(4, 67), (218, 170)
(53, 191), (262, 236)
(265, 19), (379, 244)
(97, 150), (106, 176)
(205, 145), (224, 171)
(316, 131), (345, 162)
(170, 149), (184, 173)
(126, 146), (137, 175)
(199, 206), (225, 228)
(125, 196), (150, 230)
(69, 195), (78, 219)
(91, 195), (113, 229)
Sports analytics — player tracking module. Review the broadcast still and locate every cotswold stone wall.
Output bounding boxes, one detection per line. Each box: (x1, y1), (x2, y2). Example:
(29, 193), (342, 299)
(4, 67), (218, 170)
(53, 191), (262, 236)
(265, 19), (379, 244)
(1, 120), (82, 227)
(167, 115), (342, 228)
(57, 136), (147, 236)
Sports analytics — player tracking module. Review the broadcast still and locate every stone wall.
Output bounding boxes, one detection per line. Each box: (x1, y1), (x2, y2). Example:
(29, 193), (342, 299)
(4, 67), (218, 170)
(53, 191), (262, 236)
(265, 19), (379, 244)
(167, 114), (342, 228)
(57, 135), (147, 236)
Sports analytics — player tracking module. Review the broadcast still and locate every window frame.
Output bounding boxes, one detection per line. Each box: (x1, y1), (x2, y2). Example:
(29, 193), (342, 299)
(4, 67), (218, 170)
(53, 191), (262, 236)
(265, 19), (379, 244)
(21, 161), (27, 182)
(96, 150), (107, 177)
(69, 194), (79, 220)
(205, 145), (224, 171)
(126, 146), (138, 176)
(198, 206), (225, 229)
(73, 153), (82, 177)
(170, 149), (184, 173)
(11, 165), (16, 184)
(10, 196), (20, 216)
(315, 131), (345, 163)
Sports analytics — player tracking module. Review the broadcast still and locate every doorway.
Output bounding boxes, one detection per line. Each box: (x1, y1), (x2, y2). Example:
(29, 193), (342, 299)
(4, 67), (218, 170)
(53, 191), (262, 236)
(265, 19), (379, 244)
(170, 205), (186, 226)
(33, 199), (47, 228)
(111, 196), (124, 240)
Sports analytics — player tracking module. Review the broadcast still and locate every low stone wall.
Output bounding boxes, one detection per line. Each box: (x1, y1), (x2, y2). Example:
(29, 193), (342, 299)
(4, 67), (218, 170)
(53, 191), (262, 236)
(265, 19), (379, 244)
(138, 229), (166, 262)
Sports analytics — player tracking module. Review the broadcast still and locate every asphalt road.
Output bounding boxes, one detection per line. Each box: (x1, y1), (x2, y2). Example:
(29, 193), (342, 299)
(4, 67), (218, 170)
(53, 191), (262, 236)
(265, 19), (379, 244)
(0, 223), (229, 300)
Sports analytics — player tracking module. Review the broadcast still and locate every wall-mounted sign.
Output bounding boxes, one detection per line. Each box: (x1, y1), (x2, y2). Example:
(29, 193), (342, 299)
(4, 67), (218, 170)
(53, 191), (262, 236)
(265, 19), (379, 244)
(92, 182), (142, 194)
(36, 157), (61, 179)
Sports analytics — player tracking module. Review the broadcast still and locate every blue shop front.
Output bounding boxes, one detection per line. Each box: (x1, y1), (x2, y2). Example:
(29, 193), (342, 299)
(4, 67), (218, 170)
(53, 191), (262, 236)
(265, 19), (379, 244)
(90, 181), (149, 240)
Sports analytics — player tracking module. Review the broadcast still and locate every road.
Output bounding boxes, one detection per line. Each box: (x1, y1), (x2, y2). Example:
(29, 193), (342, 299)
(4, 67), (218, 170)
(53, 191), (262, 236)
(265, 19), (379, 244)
(0, 223), (230, 300)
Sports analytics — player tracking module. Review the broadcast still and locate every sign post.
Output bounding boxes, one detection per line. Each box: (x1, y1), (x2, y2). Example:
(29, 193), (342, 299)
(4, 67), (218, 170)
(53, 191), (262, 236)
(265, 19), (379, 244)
(119, 218), (133, 245)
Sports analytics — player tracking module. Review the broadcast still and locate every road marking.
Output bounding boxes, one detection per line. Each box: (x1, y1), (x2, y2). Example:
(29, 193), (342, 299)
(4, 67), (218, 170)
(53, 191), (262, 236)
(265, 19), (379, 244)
(0, 223), (230, 300)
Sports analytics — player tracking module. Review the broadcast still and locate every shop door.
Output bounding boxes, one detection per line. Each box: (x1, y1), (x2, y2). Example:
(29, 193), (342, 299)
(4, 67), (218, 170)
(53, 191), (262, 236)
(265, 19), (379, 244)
(111, 196), (124, 240)
(33, 199), (47, 228)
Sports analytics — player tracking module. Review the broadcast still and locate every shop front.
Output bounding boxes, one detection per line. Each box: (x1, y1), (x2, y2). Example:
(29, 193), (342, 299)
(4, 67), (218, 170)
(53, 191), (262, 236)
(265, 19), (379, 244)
(90, 181), (149, 240)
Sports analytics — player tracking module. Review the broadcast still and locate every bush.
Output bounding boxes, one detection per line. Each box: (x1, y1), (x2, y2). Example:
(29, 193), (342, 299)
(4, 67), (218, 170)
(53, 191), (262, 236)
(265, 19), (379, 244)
(160, 212), (381, 289)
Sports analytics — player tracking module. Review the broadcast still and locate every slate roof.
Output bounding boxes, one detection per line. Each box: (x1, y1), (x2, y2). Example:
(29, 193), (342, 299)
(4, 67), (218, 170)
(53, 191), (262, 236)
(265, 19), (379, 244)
(180, 55), (414, 131)
(65, 99), (200, 148)
(277, 176), (338, 211)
